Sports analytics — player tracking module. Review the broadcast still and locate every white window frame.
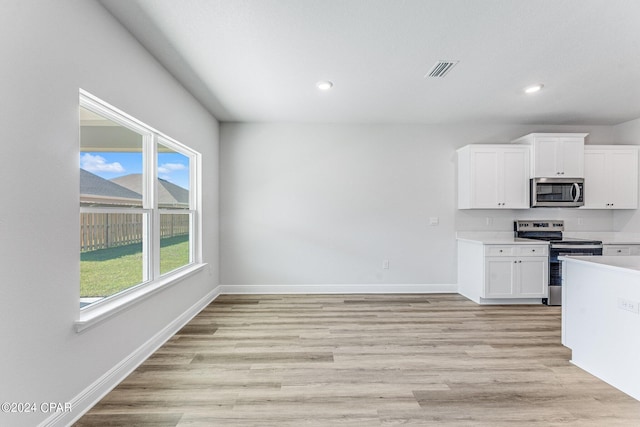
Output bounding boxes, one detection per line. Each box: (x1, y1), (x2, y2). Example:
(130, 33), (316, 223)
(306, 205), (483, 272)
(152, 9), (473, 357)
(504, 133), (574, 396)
(77, 90), (204, 332)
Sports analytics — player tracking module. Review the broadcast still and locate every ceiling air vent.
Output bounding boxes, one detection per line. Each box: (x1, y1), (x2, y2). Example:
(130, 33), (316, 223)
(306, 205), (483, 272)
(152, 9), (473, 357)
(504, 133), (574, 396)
(425, 60), (459, 78)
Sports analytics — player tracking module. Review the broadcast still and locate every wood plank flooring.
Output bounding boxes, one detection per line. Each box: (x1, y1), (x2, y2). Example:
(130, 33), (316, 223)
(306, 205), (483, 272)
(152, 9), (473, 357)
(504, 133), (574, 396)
(75, 294), (640, 426)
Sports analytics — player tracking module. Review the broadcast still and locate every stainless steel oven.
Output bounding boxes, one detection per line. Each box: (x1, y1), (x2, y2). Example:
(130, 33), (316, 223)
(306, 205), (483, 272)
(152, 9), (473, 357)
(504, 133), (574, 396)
(531, 178), (584, 207)
(514, 220), (602, 305)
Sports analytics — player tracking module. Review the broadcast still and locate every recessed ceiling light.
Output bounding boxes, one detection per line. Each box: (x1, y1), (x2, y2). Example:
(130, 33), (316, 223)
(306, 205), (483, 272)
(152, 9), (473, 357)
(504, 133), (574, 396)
(316, 80), (333, 91)
(524, 84), (544, 94)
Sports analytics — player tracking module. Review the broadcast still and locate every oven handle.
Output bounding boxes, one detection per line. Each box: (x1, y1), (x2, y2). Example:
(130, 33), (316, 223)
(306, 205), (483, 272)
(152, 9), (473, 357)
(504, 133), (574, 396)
(551, 244), (603, 249)
(572, 182), (581, 202)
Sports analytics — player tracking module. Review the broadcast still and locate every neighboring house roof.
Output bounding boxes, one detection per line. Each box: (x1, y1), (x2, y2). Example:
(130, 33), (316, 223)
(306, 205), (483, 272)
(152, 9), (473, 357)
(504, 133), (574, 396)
(80, 169), (142, 206)
(111, 174), (189, 207)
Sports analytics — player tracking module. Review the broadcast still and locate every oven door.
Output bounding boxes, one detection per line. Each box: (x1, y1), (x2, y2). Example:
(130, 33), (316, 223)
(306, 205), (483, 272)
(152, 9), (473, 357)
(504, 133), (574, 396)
(531, 178), (584, 207)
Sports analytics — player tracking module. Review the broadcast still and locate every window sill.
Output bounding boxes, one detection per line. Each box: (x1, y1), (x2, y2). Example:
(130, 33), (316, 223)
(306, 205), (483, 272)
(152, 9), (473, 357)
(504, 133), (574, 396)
(75, 263), (207, 333)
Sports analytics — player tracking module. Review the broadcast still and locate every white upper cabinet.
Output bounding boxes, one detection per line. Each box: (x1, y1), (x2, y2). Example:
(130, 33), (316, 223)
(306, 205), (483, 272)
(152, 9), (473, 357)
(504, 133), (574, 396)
(457, 144), (530, 209)
(512, 133), (587, 178)
(583, 145), (639, 209)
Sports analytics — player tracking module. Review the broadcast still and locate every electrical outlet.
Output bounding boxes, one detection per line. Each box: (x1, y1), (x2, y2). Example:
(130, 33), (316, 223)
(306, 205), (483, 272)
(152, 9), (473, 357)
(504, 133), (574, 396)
(429, 217), (439, 226)
(383, 259), (389, 269)
(486, 217), (493, 226)
(618, 298), (640, 314)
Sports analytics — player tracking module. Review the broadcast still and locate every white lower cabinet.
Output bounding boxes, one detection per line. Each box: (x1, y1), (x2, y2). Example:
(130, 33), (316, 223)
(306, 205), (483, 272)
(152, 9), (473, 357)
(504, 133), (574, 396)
(458, 240), (548, 304)
(485, 256), (548, 298)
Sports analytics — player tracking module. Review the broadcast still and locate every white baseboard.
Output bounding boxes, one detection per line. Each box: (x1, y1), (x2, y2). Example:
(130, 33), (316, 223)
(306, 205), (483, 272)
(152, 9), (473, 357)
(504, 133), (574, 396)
(219, 283), (458, 294)
(40, 286), (222, 427)
(46, 283), (457, 426)
(477, 297), (544, 305)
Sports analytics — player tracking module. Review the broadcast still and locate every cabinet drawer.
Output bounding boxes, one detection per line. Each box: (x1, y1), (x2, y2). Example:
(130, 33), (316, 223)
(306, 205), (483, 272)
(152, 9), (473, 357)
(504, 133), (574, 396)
(517, 245), (548, 256)
(485, 246), (515, 256)
(603, 246), (631, 256)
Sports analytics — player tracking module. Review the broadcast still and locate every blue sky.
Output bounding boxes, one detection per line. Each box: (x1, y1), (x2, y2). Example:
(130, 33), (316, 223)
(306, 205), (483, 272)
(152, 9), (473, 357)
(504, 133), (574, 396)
(80, 151), (190, 190)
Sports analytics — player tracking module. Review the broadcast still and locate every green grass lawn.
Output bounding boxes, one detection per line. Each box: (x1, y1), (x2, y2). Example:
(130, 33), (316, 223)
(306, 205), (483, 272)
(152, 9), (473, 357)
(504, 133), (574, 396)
(81, 235), (189, 298)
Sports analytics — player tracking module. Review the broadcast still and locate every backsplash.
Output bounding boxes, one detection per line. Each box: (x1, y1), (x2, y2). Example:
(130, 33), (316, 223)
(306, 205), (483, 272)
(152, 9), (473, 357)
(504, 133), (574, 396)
(455, 208), (613, 232)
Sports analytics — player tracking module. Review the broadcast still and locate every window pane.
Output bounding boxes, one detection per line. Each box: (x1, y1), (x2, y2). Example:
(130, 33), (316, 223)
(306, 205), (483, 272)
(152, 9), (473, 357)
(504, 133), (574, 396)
(80, 212), (146, 307)
(80, 106), (144, 208)
(157, 142), (190, 209)
(160, 213), (191, 275)
(79, 105), (147, 308)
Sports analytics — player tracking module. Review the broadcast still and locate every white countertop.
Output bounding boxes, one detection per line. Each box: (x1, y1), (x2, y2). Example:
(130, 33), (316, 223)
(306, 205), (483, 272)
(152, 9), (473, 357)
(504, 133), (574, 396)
(559, 255), (640, 274)
(456, 232), (549, 245)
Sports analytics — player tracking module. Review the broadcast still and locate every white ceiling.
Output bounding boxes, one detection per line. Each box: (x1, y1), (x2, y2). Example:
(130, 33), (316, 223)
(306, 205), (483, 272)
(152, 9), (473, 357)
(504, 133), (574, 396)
(99, 0), (640, 125)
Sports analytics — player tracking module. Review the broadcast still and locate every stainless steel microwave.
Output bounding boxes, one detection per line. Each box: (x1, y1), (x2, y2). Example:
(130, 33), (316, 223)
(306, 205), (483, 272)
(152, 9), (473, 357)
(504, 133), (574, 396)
(530, 178), (584, 207)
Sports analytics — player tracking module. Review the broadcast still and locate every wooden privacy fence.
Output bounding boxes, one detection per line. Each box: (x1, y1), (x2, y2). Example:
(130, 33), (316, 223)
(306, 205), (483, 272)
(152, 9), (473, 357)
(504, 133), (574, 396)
(81, 212), (189, 252)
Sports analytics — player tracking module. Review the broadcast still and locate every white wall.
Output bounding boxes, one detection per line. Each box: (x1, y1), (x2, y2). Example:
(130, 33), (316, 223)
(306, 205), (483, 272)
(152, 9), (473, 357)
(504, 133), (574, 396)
(613, 117), (640, 231)
(0, 2), (218, 426)
(220, 123), (615, 289)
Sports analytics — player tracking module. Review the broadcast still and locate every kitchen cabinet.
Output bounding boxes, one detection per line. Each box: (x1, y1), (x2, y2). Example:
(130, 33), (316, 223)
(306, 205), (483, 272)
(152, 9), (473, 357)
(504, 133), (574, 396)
(603, 244), (640, 256)
(512, 133), (587, 178)
(583, 145), (638, 209)
(457, 144), (529, 209)
(484, 246), (548, 298)
(457, 239), (548, 304)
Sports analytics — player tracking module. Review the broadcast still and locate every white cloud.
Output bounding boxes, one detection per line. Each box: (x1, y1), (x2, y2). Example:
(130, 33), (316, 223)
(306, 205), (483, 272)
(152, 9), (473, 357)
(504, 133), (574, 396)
(158, 162), (186, 175)
(80, 153), (125, 173)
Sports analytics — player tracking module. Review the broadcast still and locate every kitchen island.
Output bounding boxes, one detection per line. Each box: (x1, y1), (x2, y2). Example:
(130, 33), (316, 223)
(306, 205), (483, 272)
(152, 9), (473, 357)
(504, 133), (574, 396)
(560, 255), (640, 401)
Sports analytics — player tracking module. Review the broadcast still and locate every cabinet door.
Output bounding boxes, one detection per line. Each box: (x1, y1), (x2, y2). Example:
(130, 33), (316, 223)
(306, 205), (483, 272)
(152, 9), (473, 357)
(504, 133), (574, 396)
(470, 149), (500, 208)
(485, 258), (516, 297)
(558, 137), (584, 178)
(516, 258), (548, 297)
(583, 150), (609, 208)
(502, 149), (530, 208)
(609, 150), (638, 209)
(532, 138), (559, 177)
(583, 148), (638, 209)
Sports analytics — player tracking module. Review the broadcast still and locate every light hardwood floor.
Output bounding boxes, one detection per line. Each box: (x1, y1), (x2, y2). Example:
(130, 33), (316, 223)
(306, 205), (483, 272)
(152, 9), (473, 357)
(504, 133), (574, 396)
(76, 294), (640, 426)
